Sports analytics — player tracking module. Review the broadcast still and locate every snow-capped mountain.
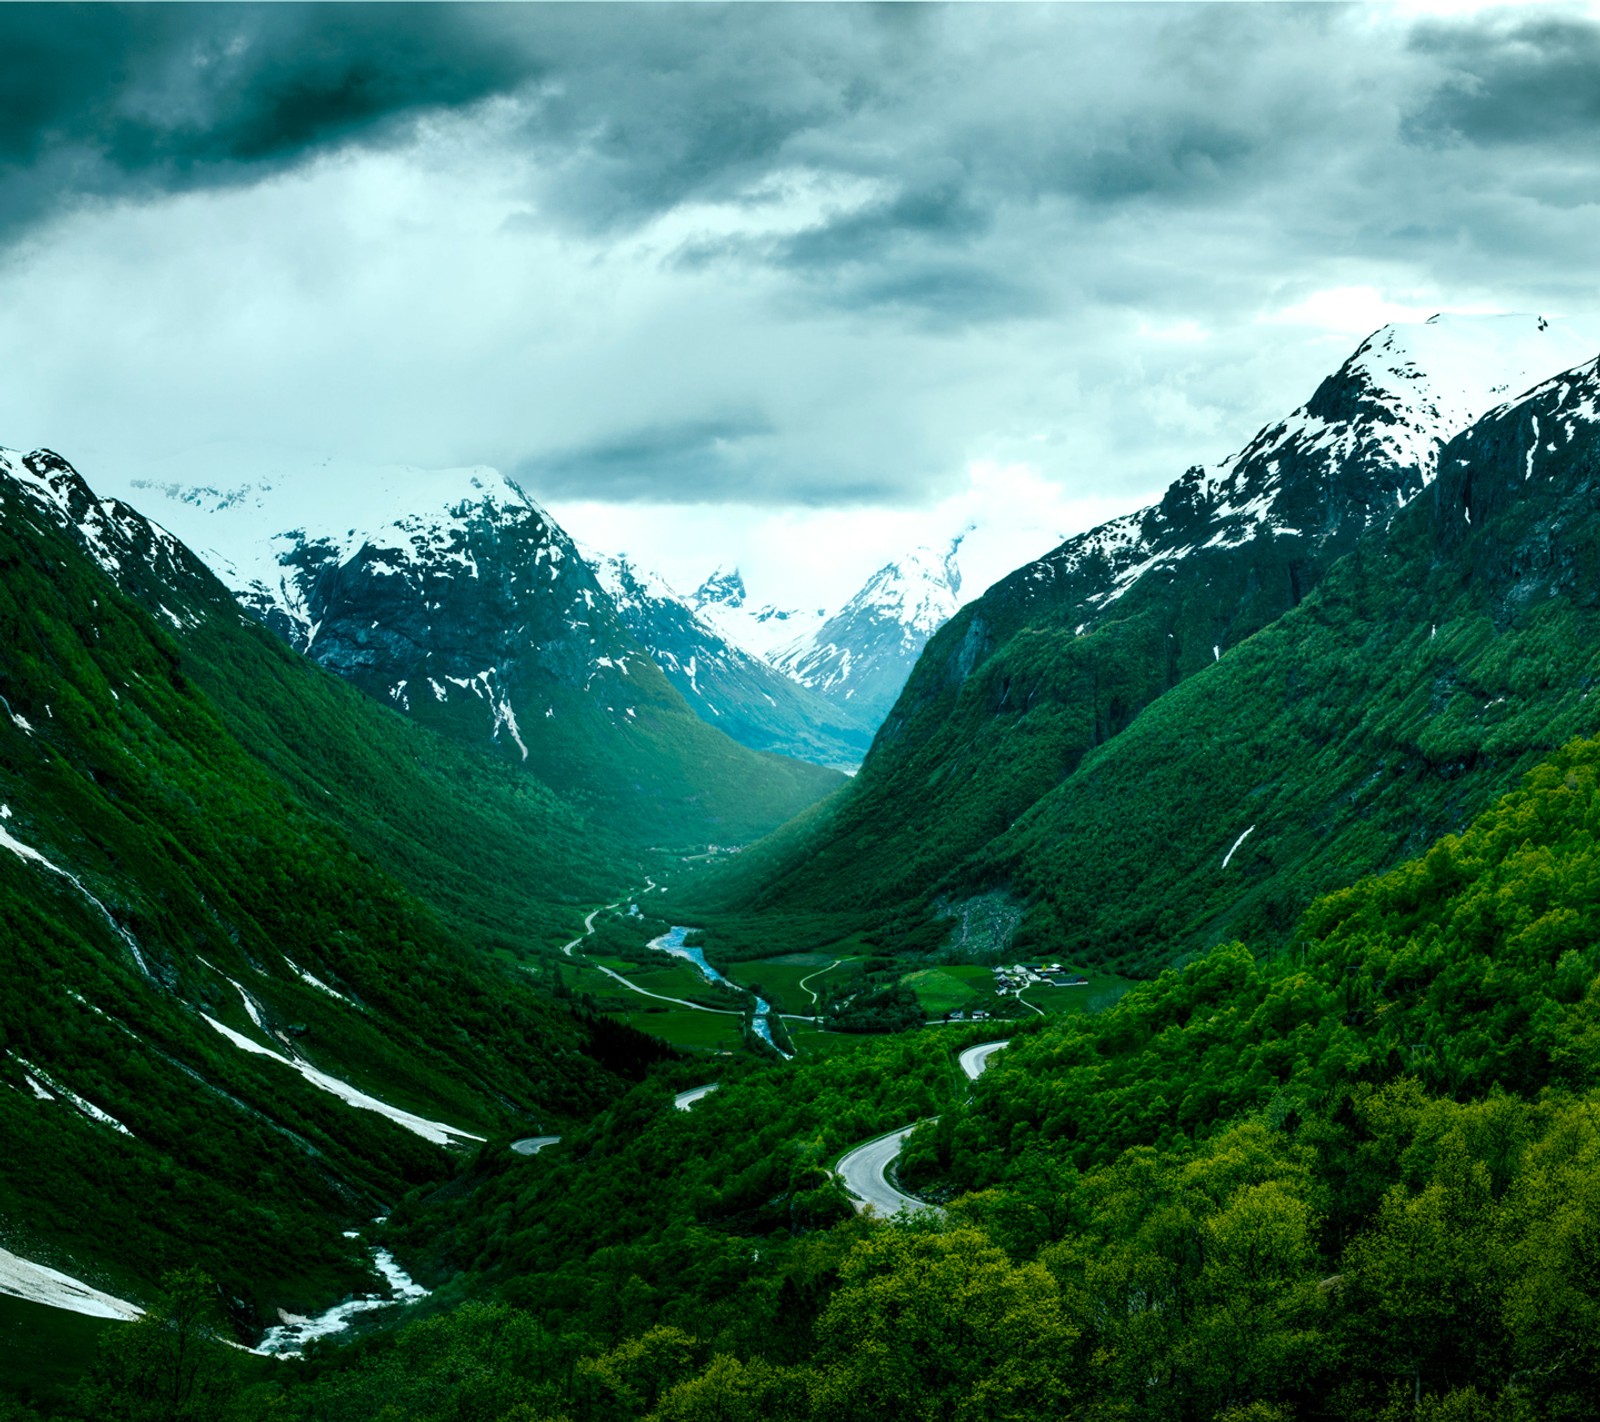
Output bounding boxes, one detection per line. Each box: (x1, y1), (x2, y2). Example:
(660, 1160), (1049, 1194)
(1004, 313), (1599, 634)
(0, 446), (242, 633)
(768, 542), (964, 725)
(90, 461), (842, 838)
(116, 463), (642, 759)
(690, 546), (964, 728)
(584, 547), (873, 770)
(690, 566), (830, 664)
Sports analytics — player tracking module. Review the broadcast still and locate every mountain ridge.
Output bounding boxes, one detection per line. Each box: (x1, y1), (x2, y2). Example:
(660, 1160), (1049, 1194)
(97, 461), (843, 844)
(694, 314), (1600, 962)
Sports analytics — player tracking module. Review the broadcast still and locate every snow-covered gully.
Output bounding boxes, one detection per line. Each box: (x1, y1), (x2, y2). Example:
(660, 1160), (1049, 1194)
(0, 1246), (142, 1322)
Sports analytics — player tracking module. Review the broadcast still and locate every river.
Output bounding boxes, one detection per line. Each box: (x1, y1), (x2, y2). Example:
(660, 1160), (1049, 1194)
(648, 926), (794, 1059)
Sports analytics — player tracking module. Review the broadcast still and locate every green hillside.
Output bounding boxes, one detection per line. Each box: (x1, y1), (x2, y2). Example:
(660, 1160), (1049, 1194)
(183, 728), (1600, 1422)
(0, 463), (662, 1329)
(696, 359), (1600, 975)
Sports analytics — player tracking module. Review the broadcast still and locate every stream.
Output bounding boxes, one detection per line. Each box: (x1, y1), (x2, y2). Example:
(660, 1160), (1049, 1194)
(255, 1234), (428, 1356)
(648, 926), (794, 1059)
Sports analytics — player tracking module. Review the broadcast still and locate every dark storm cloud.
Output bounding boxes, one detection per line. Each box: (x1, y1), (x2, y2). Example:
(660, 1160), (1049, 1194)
(0, 3), (532, 236)
(1407, 15), (1600, 146)
(525, 415), (778, 503)
(0, 3), (1346, 266)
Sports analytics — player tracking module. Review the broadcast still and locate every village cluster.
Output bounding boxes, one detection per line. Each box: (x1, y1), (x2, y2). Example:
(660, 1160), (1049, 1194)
(996, 962), (1088, 992)
(944, 962), (1091, 1022)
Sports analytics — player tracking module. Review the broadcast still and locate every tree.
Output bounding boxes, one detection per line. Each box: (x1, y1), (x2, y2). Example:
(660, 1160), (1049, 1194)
(76, 1268), (239, 1422)
(809, 1224), (1078, 1422)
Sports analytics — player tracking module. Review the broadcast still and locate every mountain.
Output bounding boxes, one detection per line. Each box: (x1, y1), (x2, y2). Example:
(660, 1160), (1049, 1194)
(772, 542), (964, 725)
(694, 314), (1600, 960)
(5, 448), (623, 954)
(693, 543), (964, 728)
(690, 564), (831, 665)
(108, 464), (843, 846)
(584, 547), (873, 772)
(0, 446), (660, 1335)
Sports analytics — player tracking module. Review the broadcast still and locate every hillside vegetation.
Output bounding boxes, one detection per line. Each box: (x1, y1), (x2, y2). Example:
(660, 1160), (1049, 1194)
(126, 728), (1600, 1422)
(698, 352), (1600, 975)
(0, 459), (666, 1327)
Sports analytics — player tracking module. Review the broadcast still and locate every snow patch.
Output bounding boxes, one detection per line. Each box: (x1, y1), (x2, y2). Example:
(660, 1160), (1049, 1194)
(0, 1246), (143, 1321)
(1221, 825), (1257, 870)
(201, 1015), (483, 1147)
(0, 822), (151, 978)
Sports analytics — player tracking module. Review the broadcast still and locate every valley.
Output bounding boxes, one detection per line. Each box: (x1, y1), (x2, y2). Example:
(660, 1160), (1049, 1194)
(9, 8), (1600, 1418)
(9, 312), (1600, 1422)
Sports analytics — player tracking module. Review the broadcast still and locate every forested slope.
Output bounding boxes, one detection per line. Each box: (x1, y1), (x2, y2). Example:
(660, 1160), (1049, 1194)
(699, 338), (1600, 973)
(0, 455), (658, 1328)
(201, 726), (1600, 1422)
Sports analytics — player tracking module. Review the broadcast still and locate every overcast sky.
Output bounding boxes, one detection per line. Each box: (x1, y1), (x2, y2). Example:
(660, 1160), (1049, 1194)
(2, 1), (1599, 607)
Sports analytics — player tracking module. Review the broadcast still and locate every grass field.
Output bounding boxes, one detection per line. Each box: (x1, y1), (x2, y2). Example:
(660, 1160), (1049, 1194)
(941, 964), (999, 985)
(901, 967), (981, 1016)
(618, 961), (746, 1008)
(605, 1008), (746, 1053)
(723, 957), (860, 1015)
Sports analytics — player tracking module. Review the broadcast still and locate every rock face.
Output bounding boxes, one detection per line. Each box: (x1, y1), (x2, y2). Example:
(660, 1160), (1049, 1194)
(693, 544), (964, 731)
(771, 543), (964, 727)
(94, 463), (842, 842)
(719, 314), (1600, 955)
(586, 548), (873, 772)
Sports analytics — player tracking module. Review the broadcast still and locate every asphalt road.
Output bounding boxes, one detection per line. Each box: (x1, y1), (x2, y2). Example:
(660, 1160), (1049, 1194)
(958, 1039), (1011, 1081)
(509, 1135), (561, 1156)
(835, 1126), (934, 1217)
(836, 1040), (1013, 1216)
(673, 1083), (720, 1111)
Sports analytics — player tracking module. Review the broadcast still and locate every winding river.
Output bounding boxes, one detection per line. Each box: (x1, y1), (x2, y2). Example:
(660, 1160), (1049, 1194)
(646, 926), (795, 1059)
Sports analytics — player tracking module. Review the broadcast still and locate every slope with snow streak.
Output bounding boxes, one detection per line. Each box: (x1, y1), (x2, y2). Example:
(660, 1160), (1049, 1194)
(0, 815), (151, 979)
(202, 1016), (484, 1148)
(0, 1246), (142, 1321)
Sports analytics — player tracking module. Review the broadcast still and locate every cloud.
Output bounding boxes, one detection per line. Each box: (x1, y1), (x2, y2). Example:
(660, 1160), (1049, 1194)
(524, 415), (777, 502)
(0, 4), (532, 238)
(4, 0), (1600, 614)
(1407, 13), (1600, 145)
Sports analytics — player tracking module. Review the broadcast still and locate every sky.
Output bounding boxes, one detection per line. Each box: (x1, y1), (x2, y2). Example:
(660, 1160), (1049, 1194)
(2, 1), (1599, 609)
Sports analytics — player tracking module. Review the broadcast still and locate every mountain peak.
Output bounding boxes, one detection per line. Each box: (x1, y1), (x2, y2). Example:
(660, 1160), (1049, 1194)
(849, 544), (963, 632)
(693, 565), (747, 610)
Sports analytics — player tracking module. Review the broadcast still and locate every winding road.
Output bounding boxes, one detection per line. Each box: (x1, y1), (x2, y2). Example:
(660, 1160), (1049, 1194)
(797, 959), (843, 1006)
(835, 1038), (1010, 1217)
(555, 892), (1012, 1214)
